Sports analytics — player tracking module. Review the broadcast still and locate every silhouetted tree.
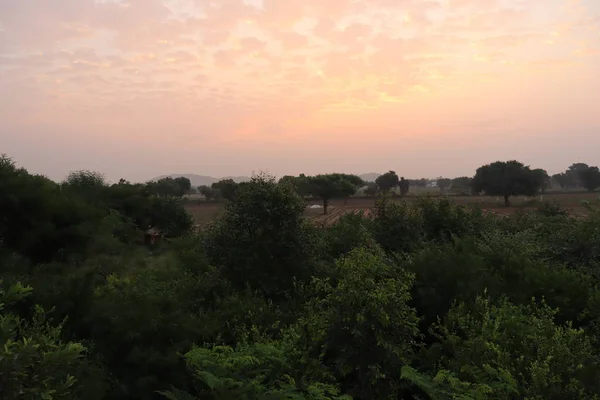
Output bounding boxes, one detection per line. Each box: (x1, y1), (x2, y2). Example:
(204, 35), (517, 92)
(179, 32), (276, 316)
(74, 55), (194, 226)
(211, 179), (239, 201)
(473, 160), (543, 206)
(198, 185), (215, 200)
(437, 178), (452, 195)
(308, 174), (364, 214)
(364, 182), (378, 197)
(579, 166), (600, 192)
(399, 177), (410, 197)
(375, 171), (399, 193)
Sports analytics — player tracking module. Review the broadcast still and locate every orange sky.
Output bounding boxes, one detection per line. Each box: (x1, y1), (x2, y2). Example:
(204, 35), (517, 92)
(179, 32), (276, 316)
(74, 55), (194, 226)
(1, 0), (599, 182)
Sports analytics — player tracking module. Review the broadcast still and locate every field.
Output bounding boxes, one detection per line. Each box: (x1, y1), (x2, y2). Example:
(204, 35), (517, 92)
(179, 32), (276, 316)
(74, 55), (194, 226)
(185, 192), (600, 228)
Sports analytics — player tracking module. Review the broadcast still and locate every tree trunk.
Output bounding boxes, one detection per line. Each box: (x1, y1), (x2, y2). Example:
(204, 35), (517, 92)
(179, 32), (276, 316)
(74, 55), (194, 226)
(504, 195), (510, 207)
(323, 199), (329, 215)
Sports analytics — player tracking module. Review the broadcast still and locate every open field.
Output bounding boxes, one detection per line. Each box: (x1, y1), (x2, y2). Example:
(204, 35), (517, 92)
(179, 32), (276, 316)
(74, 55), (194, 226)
(185, 192), (600, 227)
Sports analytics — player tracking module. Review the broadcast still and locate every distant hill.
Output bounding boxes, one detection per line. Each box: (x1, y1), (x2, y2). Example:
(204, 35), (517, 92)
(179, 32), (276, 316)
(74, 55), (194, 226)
(151, 174), (251, 188)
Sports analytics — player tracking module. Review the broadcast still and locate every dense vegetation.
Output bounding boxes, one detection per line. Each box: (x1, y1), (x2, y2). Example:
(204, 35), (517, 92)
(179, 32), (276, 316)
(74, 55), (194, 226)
(2, 154), (600, 399)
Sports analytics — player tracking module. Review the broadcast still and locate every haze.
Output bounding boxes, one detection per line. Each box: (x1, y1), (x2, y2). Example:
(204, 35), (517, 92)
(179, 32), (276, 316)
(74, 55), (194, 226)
(1, 0), (599, 183)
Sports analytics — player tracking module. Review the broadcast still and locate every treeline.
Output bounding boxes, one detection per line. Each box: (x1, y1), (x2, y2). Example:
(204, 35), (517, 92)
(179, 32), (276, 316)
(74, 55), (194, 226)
(2, 154), (600, 399)
(189, 161), (600, 211)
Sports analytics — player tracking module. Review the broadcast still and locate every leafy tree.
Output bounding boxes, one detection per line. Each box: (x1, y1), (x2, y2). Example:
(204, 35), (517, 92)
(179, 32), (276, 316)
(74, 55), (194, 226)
(568, 163), (590, 188)
(579, 166), (600, 192)
(375, 170), (399, 193)
(159, 342), (349, 400)
(0, 281), (89, 399)
(307, 174), (364, 214)
(472, 160), (543, 206)
(63, 170), (107, 191)
(148, 197), (194, 237)
(451, 176), (473, 195)
(532, 168), (551, 194)
(278, 174), (311, 197)
(363, 182), (378, 197)
(294, 246), (419, 398)
(197, 185), (215, 200)
(552, 172), (570, 189)
(211, 179), (238, 201)
(553, 163), (590, 190)
(147, 177), (190, 198)
(407, 295), (600, 399)
(0, 156), (105, 262)
(174, 177), (192, 194)
(436, 178), (452, 195)
(206, 174), (316, 299)
(399, 177), (410, 196)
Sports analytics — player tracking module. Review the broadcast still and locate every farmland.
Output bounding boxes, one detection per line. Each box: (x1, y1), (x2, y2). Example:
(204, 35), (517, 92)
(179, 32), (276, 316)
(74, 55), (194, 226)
(185, 192), (600, 227)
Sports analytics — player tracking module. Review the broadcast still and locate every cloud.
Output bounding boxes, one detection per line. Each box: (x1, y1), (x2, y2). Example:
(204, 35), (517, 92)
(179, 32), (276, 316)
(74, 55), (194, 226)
(1, 0), (600, 181)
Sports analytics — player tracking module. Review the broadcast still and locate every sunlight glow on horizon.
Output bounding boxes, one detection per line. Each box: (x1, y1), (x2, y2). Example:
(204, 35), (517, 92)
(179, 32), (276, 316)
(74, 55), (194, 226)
(1, 0), (599, 182)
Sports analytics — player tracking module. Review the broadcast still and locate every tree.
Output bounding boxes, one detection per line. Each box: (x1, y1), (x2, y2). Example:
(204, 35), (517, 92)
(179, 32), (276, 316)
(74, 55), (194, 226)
(552, 173), (569, 189)
(63, 170), (106, 190)
(436, 178), (452, 195)
(472, 160), (543, 206)
(579, 166), (600, 192)
(451, 177), (473, 195)
(1, 281), (88, 399)
(399, 177), (410, 197)
(278, 174), (311, 197)
(567, 163), (589, 188)
(173, 177), (192, 195)
(206, 174), (315, 298)
(364, 182), (378, 197)
(211, 179), (238, 201)
(147, 177), (190, 198)
(308, 174), (364, 214)
(375, 171), (399, 193)
(294, 246), (419, 398)
(198, 185), (215, 200)
(532, 168), (551, 194)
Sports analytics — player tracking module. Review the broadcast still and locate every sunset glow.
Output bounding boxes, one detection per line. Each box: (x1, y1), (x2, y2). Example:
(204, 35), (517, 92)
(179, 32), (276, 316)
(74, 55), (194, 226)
(1, 0), (599, 181)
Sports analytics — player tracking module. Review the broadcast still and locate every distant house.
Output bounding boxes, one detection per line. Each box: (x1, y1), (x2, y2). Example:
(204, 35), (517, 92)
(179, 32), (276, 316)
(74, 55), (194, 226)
(427, 180), (438, 188)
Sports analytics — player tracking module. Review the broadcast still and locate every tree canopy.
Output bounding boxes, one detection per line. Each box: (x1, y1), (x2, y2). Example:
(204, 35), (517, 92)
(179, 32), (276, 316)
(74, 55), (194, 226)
(307, 173), (364, 214)
(3, 153), (600, 400)
(375, 171), (399, 193)
(580, 166), (600, 192)
(472, 160), (545, 205)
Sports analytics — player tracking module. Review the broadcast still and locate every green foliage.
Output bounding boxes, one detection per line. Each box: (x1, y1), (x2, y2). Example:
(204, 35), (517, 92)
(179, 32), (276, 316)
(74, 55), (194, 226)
(294, 247), (419, 398)
(207, 174), (316, 299)
(0, 281), (89, 400)
(160, 341), (350, 400)
(370, 196), (425, 254)
(413, 294), (600, 399)
(4, 153), (600, 400)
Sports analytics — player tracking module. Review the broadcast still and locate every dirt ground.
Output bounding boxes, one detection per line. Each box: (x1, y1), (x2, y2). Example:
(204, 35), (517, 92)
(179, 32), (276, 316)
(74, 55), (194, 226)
(185, 193), (599, 227)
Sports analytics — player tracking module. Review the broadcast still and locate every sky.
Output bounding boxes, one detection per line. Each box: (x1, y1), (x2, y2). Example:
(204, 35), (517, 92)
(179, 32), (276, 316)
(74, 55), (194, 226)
(1, 0), (599, 183)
